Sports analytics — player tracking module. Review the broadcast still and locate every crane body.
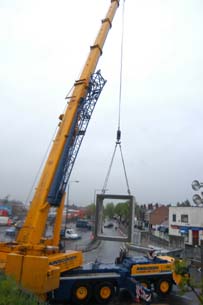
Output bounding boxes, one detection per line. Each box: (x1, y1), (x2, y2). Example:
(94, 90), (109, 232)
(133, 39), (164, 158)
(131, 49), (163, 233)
(0, 1), (188, 304)
(0, 0), (120, 297)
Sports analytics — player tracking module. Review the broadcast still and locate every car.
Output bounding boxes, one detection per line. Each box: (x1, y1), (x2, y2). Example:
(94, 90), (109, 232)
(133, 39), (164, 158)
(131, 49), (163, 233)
(104, 223), (114, 228)
(158, 226), (168, 233)
(61, 228), (81, 240)
(5, 226), (16, 236)
(76, 219), (92, 230)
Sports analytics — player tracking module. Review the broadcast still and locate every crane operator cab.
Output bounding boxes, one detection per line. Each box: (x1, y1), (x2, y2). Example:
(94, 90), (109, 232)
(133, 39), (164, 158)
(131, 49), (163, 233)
(147, 249), (157, 260)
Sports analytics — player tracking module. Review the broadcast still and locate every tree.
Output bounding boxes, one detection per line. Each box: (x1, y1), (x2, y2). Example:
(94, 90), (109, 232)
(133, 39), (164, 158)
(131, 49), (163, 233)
(104, 202), (115, 219)
(114, 201), (129, 223)
(85, 203), (96, 219)
(177, 200), (191, 207)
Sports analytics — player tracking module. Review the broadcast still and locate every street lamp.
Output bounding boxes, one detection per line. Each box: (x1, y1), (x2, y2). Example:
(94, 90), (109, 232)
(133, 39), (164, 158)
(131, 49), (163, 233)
(191, 180), (203, 206)
(192, 180), (203, 191)
(191, 179), (203, 279)
(65, 180), (79, 229)
(192, 194), (203, 206)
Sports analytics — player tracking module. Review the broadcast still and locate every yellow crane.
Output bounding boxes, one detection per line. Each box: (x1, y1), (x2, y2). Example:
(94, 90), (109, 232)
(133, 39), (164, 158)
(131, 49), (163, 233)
(0, 2), (188, 304)
(0, 0), (120, 299)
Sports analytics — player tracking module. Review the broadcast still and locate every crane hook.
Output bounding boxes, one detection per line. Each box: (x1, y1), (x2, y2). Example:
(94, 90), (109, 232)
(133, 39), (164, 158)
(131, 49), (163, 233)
(116, 128), (121, 144)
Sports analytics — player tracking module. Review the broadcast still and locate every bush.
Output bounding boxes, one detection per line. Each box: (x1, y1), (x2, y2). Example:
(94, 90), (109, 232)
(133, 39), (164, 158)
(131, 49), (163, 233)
(174, 260), (203, 305)
(174, 259), (189, 276)
(0, 273), (45, 305)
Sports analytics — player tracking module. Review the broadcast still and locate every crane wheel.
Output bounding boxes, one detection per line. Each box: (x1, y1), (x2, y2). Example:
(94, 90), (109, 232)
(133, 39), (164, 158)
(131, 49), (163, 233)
(140, 280), (151, 289)
(72, 282), (92, 305)
(155, 278), (172, 296)
(94, 281), (115, 304)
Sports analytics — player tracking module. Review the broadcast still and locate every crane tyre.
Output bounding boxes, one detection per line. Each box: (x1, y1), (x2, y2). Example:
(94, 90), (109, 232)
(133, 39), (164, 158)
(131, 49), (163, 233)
(94, 281), (115, 304)
(155, 277), (172, 296)
(140, 280), (151, 289)
(71, 282), (92, 305)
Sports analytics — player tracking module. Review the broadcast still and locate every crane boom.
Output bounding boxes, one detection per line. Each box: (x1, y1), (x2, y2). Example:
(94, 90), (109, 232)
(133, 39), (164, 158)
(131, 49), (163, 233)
(17, 0), (120, 245)
(0, 1), (121, 296)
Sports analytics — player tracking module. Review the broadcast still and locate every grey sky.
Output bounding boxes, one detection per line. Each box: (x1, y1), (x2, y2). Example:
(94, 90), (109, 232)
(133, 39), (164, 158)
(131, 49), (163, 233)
(0, 0), (203, 206)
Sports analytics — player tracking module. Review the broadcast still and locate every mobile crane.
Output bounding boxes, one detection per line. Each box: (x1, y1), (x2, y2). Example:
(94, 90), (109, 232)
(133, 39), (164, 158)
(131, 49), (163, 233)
(0, 1), (187, 304)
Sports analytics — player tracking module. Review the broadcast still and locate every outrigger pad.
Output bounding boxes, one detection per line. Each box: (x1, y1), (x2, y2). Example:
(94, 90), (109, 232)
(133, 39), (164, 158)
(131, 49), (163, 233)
(95, 194), (135, 242)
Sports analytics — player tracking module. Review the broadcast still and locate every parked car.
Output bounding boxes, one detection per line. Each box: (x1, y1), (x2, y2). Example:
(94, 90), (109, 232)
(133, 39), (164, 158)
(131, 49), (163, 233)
(61, 228), (81, 240)
(104, 223), (114, 228)
(5, 226), (16, 236)
(158, 226), (168, 233)
(76, 219), (92, 230)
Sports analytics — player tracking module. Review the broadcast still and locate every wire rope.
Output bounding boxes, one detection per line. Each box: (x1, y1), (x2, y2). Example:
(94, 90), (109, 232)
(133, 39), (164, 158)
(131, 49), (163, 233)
(102, 0), (131, 195)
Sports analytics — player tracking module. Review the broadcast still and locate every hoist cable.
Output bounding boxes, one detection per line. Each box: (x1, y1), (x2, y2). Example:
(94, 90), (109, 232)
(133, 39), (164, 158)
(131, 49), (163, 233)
(102, 142), (131, 195)
(101, 0), (131, 195)
(118, 0), (125, 131)
(102, 144), (117, 193)
(118, 144), (131, 195)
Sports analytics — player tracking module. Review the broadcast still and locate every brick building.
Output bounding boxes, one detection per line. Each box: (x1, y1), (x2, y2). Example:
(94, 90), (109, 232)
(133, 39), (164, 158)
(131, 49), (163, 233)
(148, 206), (169, 229)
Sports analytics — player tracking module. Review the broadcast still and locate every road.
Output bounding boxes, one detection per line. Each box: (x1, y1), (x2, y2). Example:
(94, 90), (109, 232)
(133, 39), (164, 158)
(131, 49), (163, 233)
(81, 226), (201, 305)
(0, 224), (201, 305)
(61, 223), (200, 305)
(84, 240), (200, 305)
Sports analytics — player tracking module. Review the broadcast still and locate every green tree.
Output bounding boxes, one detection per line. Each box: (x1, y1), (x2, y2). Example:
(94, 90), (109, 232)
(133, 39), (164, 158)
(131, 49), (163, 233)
(85, 203), (96, 219)
(114, 201), (129, 222)
(104, 202), (115, 219)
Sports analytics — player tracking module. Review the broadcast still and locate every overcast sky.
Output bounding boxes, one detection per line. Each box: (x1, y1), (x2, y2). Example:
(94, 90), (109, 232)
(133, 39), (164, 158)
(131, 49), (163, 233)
(0, 0), (203, 207)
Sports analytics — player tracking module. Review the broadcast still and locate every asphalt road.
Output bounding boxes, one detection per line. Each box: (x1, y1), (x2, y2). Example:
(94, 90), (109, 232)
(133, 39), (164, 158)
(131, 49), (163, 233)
(0, 224), (201, 305)
(82, 226), (201, 305)
(80, 227), (200, 305)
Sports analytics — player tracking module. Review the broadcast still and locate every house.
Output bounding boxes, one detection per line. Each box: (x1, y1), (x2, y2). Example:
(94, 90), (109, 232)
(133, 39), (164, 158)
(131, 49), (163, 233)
(169, 206), (203, 246)
(147, 206), (169, 230)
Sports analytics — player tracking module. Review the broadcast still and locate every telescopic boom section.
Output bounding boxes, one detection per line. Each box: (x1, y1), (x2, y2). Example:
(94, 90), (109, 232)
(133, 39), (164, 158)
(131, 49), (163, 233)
(17, 0), (120, 245)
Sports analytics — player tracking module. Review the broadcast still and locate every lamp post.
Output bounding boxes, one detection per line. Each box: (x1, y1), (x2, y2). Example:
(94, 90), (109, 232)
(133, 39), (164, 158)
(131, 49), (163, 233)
(65, 180), (79, 229)
(191, 180), (203, 280)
